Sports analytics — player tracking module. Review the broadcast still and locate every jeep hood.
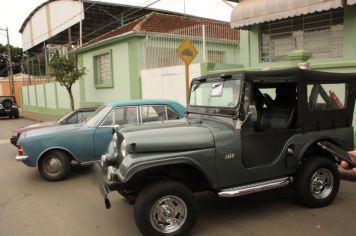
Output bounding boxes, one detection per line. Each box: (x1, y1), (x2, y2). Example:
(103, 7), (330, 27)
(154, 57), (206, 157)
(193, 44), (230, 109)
(121, 120), (215, 153)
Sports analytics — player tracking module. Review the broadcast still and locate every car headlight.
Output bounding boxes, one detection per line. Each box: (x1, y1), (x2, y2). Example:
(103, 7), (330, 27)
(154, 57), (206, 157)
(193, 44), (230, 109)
(120, 140), (127, 158)
(13, 132), (18, 137)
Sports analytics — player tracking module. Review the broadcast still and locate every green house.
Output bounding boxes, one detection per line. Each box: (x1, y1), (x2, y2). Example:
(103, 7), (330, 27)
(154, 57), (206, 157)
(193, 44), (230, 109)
(226, 0), (356, 72)
(73, 12), (240, 106)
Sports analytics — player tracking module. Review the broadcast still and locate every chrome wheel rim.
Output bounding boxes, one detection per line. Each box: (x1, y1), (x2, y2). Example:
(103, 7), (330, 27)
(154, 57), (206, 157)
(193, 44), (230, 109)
(150, 195), (187, 233)
(310, 168), (334, 199)
(43, 156), (62, 176)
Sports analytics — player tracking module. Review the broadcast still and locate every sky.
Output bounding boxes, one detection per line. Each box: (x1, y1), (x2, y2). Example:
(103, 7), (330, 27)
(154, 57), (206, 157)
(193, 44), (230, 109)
(0, 0), (237, 48)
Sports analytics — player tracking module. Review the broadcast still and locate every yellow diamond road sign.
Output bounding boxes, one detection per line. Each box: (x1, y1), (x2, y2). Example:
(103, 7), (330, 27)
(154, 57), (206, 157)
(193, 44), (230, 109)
(177, 38), (198, 65)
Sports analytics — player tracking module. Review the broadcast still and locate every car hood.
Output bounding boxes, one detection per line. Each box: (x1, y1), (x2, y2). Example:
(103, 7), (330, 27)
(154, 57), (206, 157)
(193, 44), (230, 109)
(15, 121), (58, 134)
(120, 119), (215, 153)
(21, 123), (84, 138)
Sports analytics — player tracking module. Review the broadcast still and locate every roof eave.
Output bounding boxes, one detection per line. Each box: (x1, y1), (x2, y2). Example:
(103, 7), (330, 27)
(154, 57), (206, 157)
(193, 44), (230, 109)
(71, 31), (146, 54)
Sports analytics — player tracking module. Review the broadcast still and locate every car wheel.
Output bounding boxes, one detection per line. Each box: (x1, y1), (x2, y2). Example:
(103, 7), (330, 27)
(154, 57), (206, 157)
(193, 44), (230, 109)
(294, 156), (340, 208)
(14, 113), (19, 119)
(134, 180), (198, 236)
(38, 150), (71, 181)
(2, 99), (12, 109)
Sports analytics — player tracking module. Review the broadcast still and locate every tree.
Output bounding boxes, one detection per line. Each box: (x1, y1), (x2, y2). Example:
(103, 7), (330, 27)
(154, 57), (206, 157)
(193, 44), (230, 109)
(49, 54), (85, 110)
(0, 43), (23, 77)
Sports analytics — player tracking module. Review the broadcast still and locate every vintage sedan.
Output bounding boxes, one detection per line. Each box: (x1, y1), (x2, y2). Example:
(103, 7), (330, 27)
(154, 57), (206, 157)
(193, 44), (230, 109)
(10, 106), (98, 146)
(15, 99), (186, 181)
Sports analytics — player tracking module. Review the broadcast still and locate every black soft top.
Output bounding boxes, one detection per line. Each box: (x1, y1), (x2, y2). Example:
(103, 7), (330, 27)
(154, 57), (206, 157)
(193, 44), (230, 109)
(244, 68), (356, 82)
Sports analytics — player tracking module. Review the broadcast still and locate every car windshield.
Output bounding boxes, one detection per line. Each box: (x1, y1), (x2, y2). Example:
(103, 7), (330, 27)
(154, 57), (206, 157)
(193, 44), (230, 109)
(189, 79), (241, 108)
(85, 105), (112, 127)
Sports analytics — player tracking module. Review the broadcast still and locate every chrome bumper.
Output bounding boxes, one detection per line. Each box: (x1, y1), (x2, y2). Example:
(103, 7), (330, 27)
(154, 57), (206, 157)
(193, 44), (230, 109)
(15, 155), (30, 161)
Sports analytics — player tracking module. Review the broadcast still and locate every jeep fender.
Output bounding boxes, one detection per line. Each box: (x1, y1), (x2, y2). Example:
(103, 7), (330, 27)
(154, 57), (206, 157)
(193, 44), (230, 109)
(296, 136), (342, 164)
(123, 157), (215, 188)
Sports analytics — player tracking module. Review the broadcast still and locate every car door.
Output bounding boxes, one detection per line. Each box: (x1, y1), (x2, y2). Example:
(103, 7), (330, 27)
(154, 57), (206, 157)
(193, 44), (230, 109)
(239, 82), (300, 182)
(93, 106), (139, 159)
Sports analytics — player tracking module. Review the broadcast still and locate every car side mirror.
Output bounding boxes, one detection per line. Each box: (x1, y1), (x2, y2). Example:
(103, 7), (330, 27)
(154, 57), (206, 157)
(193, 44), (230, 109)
(235, 105), (258, 130)
(248, 105), (257, 122)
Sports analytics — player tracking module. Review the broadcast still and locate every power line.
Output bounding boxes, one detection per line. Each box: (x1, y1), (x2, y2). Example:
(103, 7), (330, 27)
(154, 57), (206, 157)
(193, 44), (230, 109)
(79, 0), (164, 42)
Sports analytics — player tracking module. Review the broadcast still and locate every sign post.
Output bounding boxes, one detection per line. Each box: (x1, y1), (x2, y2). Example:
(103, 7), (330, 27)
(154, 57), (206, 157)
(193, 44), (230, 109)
(176, 38), (198, 101)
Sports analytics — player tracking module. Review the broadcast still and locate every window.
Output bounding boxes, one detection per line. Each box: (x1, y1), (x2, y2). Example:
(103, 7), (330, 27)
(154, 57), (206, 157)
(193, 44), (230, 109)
(260, 9), (343, 62)
(167, 107), (180, 120)
(94, 51), (113, 88)
(190, 79), (241, 108)
(66, 114), (78, 124)
(101, 107), (138, 126)
(141, 105), (166, 123)
(207, 50), (225, 63)
(307, 83), (346, 111)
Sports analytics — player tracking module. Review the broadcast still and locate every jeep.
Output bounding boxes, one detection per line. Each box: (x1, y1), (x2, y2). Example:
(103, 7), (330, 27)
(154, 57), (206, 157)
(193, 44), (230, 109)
(0, 96), (19, 119)
(97, 68), (356, 236)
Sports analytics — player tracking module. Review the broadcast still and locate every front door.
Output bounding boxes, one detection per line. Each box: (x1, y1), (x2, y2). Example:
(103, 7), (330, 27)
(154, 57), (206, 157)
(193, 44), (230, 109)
(240, 82), (299, 180)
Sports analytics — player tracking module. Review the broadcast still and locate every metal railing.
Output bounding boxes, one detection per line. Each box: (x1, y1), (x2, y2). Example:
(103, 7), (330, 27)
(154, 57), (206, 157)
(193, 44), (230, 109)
(141, 24), (240, 69)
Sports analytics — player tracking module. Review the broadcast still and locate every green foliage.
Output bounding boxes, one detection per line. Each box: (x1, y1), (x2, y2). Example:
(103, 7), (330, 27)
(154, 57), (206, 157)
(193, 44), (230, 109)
(0, 43), (23, 76)
(49, 54), (86, 110)
(49, 54), (86, 90)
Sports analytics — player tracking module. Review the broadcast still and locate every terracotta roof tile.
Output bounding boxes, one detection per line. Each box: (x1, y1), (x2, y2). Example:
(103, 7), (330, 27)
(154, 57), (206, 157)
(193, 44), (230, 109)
(82, 12), (239, 47)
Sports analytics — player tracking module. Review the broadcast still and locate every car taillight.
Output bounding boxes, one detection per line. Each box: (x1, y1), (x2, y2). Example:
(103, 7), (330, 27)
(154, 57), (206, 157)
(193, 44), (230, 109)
(17, 145), (24, 156)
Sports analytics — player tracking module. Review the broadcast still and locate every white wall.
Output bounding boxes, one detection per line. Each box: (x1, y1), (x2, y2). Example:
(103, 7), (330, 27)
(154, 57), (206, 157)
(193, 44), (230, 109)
(141, 64), (201, 106)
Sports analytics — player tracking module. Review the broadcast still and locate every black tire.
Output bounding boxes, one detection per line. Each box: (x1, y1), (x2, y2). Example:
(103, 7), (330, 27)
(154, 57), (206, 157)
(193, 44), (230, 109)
(14, 112), (19, 119)
(134, 180), (198, 236)
(2, 99), (12, 109)
(38, 150), (71, 181)
(294, 156), (340, 208)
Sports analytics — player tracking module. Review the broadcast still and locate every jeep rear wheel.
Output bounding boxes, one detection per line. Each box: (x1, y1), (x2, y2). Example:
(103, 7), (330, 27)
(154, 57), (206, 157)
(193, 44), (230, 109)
(294, 156), (340, 208)
(38, 151), (71, 181)
(134, 180), (197, 236)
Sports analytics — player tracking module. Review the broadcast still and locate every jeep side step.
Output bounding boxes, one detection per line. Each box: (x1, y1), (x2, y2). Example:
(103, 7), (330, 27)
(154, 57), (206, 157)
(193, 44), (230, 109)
(218, 177), (291, 198)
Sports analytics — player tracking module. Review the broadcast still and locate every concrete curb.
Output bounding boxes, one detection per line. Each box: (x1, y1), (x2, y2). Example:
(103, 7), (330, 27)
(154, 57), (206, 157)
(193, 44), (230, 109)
(20, 111), (62, 122)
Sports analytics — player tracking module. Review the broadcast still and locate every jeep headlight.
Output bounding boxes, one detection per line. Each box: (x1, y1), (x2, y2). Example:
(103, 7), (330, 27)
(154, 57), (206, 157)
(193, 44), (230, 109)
(120, 140), (127, 158)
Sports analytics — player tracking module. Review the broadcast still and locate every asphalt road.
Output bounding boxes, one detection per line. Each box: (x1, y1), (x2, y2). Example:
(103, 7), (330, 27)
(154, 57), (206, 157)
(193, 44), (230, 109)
(0, 118), (356, 236)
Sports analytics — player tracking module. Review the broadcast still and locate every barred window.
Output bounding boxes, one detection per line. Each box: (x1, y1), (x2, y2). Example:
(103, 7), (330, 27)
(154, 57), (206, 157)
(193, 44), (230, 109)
(260, 9), (344, 62)
(94, 53), (112, 88)
(208, 50), (225, 63)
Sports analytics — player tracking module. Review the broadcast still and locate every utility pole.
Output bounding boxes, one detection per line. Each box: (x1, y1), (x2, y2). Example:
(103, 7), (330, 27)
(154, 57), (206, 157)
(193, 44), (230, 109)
(0, 27), (14, 97)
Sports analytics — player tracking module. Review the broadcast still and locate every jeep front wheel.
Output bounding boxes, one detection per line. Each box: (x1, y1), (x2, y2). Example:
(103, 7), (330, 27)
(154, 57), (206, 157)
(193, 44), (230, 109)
(294, 156), (340, 208)
(38, 151), (71, 181)
(134, 180), (197, 236)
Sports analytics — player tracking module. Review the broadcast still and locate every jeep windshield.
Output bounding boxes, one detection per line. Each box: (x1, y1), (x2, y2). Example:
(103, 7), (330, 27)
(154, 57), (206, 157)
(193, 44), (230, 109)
(189, 79), (241, 109)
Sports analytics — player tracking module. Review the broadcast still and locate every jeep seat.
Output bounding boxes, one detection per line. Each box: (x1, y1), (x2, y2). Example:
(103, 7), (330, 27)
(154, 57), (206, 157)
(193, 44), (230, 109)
(260, 85), (296, 131)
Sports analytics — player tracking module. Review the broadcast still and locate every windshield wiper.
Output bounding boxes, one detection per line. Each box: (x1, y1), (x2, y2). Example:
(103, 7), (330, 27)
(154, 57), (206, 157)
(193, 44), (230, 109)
(192, 82), (201, 92)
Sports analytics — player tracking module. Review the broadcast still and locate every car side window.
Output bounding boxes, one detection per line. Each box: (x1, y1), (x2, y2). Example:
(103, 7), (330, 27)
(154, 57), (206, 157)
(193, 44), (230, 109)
(114, 106), (138, 125)
(167, 106), (180, 120)
(79, 110), (94, 122)
(141, 105), (167, 123)
(101, 111), (114, 126)
(66, 113), (78, 124)
(307, 83), (346, 111)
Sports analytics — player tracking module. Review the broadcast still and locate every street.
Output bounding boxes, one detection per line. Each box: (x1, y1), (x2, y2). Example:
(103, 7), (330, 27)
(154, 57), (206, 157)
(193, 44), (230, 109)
(0, 118), (355, 236)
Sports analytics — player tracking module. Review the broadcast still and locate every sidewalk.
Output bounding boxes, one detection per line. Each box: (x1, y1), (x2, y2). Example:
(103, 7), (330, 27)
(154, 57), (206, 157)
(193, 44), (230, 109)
(20, 111), (62, 122)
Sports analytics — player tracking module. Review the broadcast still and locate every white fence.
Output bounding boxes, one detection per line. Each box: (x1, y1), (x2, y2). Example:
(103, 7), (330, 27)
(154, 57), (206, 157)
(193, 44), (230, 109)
(141, 24), (240, 69)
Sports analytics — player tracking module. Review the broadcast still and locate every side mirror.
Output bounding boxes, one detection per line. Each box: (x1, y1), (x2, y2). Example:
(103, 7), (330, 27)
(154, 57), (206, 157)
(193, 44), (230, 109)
(235, 105), (258, 130)
(248, 105), (257, 122)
